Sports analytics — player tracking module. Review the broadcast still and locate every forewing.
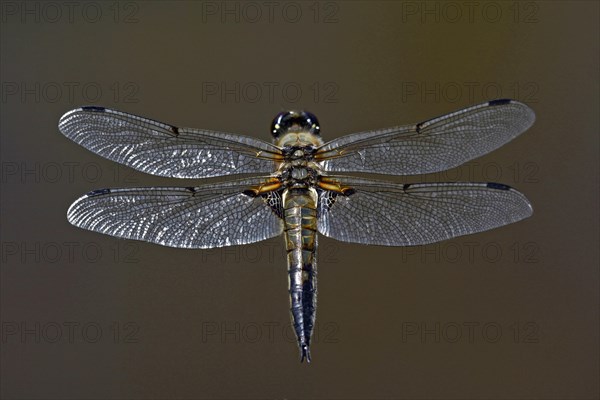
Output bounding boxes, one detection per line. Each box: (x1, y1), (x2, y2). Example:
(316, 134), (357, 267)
(317, 99), (535, 175)
(67, 178), (284, 249)
(59, 107), (282, 179)
(317, 177), (533, 246)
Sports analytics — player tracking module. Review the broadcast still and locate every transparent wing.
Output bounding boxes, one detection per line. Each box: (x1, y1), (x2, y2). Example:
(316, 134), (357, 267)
(317, 176), (533, 246)
(67, 177), (284, 249)
(317, 99), (535, 175)
(59, 107), (282, 179)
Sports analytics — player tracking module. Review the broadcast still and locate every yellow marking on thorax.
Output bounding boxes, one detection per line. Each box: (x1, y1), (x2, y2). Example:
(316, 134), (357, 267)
(245, 177), (283, 195)
(317, 177), (355, 194)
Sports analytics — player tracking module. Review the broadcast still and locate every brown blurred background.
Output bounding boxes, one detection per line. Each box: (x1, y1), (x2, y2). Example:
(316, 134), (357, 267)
(1, 1), (598, 399)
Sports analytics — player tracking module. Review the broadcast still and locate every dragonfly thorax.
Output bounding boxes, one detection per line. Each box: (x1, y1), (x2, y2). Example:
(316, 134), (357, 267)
(291, 166), (309, 180)
(280, 165), (319, 188)
(278, 144), (322, 188)
(275, 132), (324, 148)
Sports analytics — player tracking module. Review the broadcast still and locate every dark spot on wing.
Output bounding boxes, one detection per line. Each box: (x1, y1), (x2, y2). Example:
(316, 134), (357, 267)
(261, 190), (284, 218)
(170, 125), (180, 135)
(343, 188), (356, 196)
(243, 189), (258, 197)
(185, 187), (196, 193)
(488, 99), (512, 106)
(415, 122), (424, 133)
(403, 183), (412, 191)
(487, 182), (511, 190)
(87, 188), (111, 196)
(81, 106), (106, 112)
(317, 190), (337, 213)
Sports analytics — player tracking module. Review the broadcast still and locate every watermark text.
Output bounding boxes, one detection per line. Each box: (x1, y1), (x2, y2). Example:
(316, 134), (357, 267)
(1, 1), (140, 24)
(2, 321), (140, 344)
(400, 321), (540, 343)
(1, 81), (140, 104)
(200, 81), (339, 104)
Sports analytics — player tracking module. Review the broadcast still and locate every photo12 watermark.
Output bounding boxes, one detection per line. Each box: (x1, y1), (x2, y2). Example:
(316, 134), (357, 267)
(400, 321), (540, 344)
(199, 241), (340, 266)
(1, 81), (140, 104)
(1, 321), (140, 344)
(199, 81), (340, 104)
(412, 160), (541, 186)
(400, 81), (540, 104)
(397, 240), (541, 265)
(0, 1), (140, 24)
(199, 1), (340, 24)
(1, 241), (140, 265)
(1, 161), (140, 185)
(200, 320), (340, 345)
(399, 1), (540, 24)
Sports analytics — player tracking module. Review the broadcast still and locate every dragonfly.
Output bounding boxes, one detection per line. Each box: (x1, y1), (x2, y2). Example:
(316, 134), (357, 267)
(59, 98), (534, 363)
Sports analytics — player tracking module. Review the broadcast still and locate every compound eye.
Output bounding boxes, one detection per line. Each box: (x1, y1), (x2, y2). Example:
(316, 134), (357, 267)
(270, 111), (320, 138)
(302, 111), (320, 136)
(270, 111), (289, 138)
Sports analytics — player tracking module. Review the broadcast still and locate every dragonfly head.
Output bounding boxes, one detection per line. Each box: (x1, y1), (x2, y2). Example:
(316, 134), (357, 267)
(271, 110), (320, 139)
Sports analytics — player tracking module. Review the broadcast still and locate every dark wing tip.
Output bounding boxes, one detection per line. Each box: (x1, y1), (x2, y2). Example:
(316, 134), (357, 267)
(80, 106), (106, 112)
(58, 106), (106, 134)
(485, 182), (534, 217)
(87, 188), (111, 196)
(489, 98), (536, 129)
(486, 182), (512, 191)
(488, 98), (513, 106)
(66, 188), (113, 224)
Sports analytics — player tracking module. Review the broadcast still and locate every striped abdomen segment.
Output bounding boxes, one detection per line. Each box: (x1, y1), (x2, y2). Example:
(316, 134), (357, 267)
(283, 188), (318, 363)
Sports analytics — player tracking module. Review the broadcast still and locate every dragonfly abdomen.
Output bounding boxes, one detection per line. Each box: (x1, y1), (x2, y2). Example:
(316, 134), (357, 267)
(283, 187), (318, 363)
